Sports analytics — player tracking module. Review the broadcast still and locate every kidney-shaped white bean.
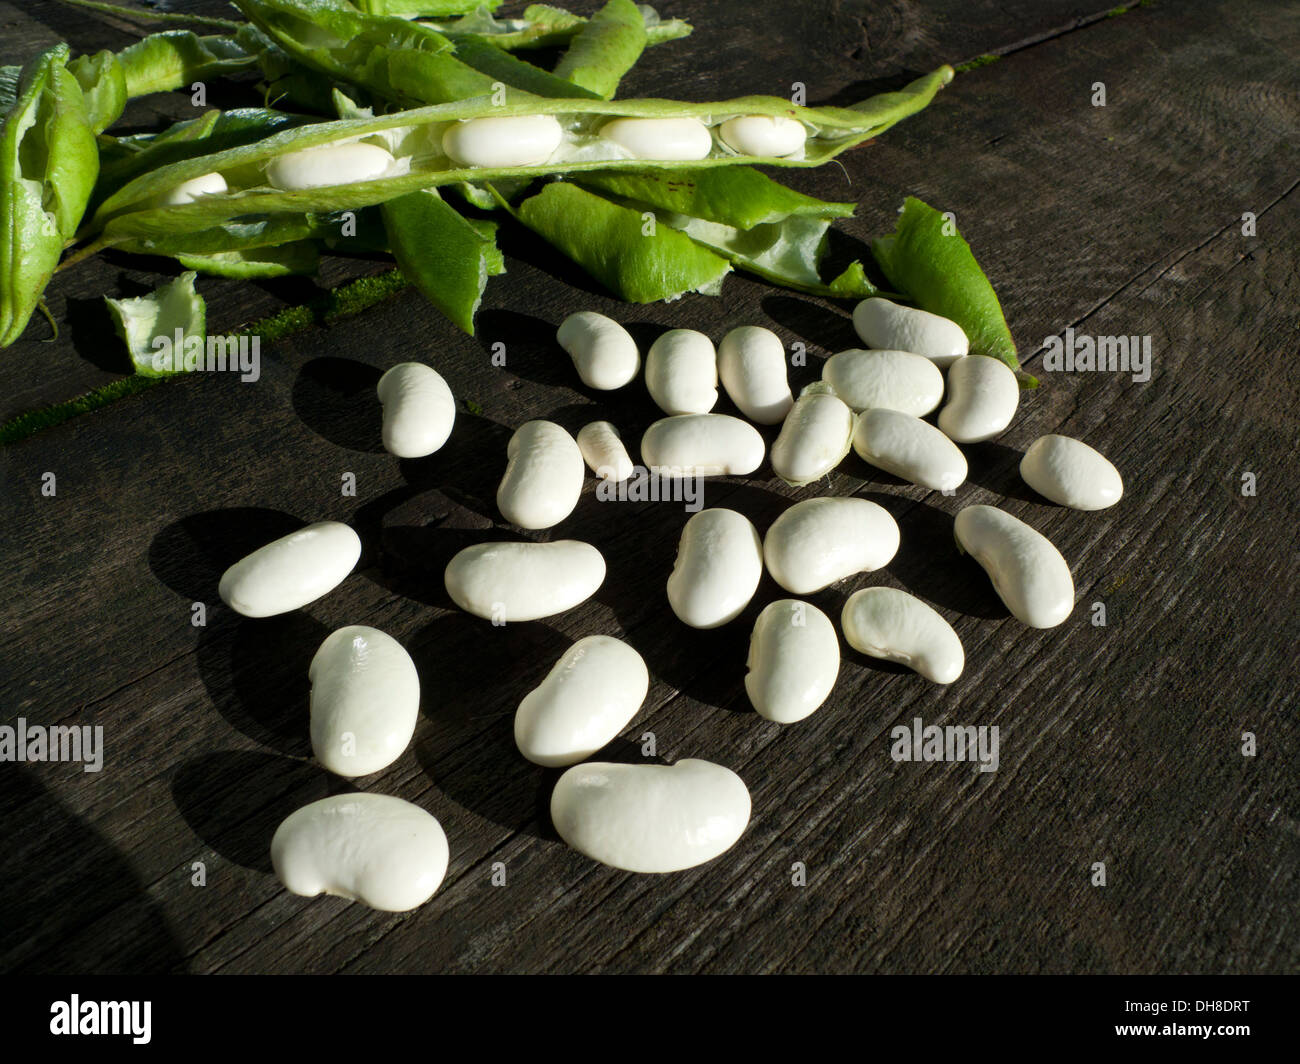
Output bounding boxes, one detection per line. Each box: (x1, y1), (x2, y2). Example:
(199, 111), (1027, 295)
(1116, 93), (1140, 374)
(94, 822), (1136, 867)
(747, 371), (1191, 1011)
(769, 385), (855, 486)
(218, 521), (361, 618)
(497, 420), (585, 529)
(442, 114), (564, 168)
(576, 420), (635, 482)
(822, 348), (944, 416)
(745, 600), (840, 723)
(645, 328), (717, 414)
(515, 636), (649, 767)
(641, 413), (764, 477)
(718, 115), (807, 157)
(852, 297), (969, 368)
(763, 497), (899, 594)
(556, 311), (640, 390)
(938, 355), (1019, 443)
(717, 325), (792, 424)
(841, 586), (964, 683)
(954, 505), (1075, 628)
(1020, 434), (1123, 510)
(667, 508), (763, 628)
(551, 759), (751, 873)
(267, 142), (395, 190)
(271, 793), (449, 911)
(852, 407), (967, 491)
(376, 362), (456, 458)
(444, 540), (605, 622)
(600, 116), (713, 160)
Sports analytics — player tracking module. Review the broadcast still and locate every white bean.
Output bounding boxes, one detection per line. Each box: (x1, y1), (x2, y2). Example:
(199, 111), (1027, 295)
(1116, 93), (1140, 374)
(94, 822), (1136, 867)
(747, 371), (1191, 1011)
(266, 142), (395, 190)
(667, 508), (763, 628)
(442, 114), (563, 168)
(444, 540), (605, 621)
(852, 407), (967, 491)
(550, 759), (750, 873)
(763, 497), (899, 594)
(600, 116), (713, 160)
(718, 115), (807, 157)
(271, 793), (448, 912)
(157, 171), (227, 206)
(769, 384), (855, 485)
(717, 325), (792, 424)
(938, 355), (1019, 443)
(556, 311), (640, 390)
(822, 348), (944, 416)
(645, 328), (717, 414)
(576, 421), (635, 482)
(745, 600), (839, 723)
(376, 362), (455, 458)
(852, 297), (968, 368)
(309, 626), (419, 777)
(841, 586), (964, 683)
(514, 636), (649, 767)
(218, 521), (361, 618)
(496, 420), (584, 529)
(641, 414), (765, 477)
(954, 505), (1075, 628)
(1020, 435), (1123, 511)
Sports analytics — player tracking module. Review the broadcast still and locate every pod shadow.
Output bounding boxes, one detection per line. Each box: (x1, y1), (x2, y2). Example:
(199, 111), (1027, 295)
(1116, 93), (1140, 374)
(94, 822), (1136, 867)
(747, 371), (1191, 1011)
(963, 439), (1045, 506)
(171, 750), (344, 874)
(761, 294), (858, 356)
(291, 355), (384, 453)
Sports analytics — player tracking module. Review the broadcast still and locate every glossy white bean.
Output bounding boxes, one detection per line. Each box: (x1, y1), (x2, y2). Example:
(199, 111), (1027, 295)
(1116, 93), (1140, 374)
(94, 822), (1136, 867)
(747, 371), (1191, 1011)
(718, 115), (807, 157)
(717, 325), (792, 424)
(309, 626), (419, 777)
(763, 497), (899, 594)
(497, 420), (584, 529)
(745, 600), (839, 723)
(600, 116), (713, 160)
(954, 505), (1075, 628)
(376, 362), (455, 458)
(266, 142), (395, 190)
(822, 348), (944, 416)
(271, 794), (448, 911)
(938, 355), (1019, 443)
(442, 114), (563, 167)
(641, 414), (765, 476)
(852, 297), (969, 368)
(667, 508), (763, 628)
(576, 420), (635, 482)
(1020, 434), (1123, 510)
(444, 540), (605, 622)
(218, 521), (361, 618)
(514, 636), (649, 767)
(852, 407), (967, 491)
(550, 759), (750, 873)
(769, 385), (855, 485)
(556, 311), (640, 390)
(644, 328), (717, 414)
(157, 171), (227, 206)
(841, 586), (964, 683)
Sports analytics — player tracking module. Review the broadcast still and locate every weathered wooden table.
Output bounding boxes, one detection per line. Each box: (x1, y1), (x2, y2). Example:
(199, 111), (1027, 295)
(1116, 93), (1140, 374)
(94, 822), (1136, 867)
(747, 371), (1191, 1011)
(2, 0), (1296, 974)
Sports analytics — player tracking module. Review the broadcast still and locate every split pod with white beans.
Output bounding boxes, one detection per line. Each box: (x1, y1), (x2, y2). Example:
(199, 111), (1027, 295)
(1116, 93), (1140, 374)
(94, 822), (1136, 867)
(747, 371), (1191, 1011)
(745, 600), (840, 724)
(267, 142), (397, 191)
(443, 114), (565, 168)
(376, 362), (455, 458)
(218, 521), (361, 618)
(763, 497), (899, 594)
(444, 540), (605, 622)
(497, 420), (585, 529)
(852, 297), (969, 368)
(841, 587), (964, 684)
(1020, 435), (1123, 510)
(954, 505), (1075, 628)
(641, 413), (765, 477)
(550, 759), (751, 873)
(556, 311), (640, 391)
(769, 383), (855, 486)
(271, 793), (449, 912)
(309, 625), (420, 777)
(514, 636), (649, 768)
(667, 508), (763, 629)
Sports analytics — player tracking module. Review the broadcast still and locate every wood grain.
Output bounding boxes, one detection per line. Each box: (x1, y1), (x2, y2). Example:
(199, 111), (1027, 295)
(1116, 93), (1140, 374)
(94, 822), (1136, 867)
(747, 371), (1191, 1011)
(0, 0), (1297, 974)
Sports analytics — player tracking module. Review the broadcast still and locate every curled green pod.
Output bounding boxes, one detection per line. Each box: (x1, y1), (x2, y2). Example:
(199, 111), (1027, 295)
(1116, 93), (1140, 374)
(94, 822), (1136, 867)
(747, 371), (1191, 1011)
(91, 67), (953, 243)
(552, 0), (648, 99)
(425, 4), (691, 52)
(0, 43), (98, 346)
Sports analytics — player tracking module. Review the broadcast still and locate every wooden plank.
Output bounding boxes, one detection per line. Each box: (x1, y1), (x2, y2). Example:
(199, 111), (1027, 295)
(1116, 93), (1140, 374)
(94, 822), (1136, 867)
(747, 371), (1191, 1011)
(1, 0), (1298, 974)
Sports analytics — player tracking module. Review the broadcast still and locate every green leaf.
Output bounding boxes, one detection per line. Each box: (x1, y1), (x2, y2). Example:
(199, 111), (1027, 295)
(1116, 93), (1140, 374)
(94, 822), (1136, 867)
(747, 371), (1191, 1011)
(105, 271), (206, 376)
(870, 196), (1029, 382)
(553, 0), (648, 99)
(380, 187), (503, 333)
(509, 181), (731, 302)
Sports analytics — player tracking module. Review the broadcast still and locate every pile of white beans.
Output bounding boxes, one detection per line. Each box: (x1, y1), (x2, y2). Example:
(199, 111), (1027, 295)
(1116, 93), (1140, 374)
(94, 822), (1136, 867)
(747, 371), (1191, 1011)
(215, 294), (1122, 909)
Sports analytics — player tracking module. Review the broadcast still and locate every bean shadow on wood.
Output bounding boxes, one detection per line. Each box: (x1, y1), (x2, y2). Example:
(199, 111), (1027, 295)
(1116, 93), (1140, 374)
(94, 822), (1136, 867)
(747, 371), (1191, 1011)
(492, 223), (613, 302)
(761, 294), (858, 355)
(0, 766), (186, 974)
(474, 309), (572, 390)
(812, 71), (934, 109)
(291, 356), (385, 453)
(963, 440), (1045, 506)
(64, 293), (136, 374)
(171, 751), (344, 874)
(148, 507), (304, 604)
(863, 492), (1009, 620)
(409, 613), (570, 838)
